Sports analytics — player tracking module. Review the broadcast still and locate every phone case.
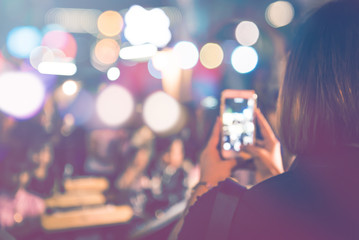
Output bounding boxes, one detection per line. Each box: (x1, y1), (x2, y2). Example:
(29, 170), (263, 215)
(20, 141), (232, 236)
(220, 89), (257, 159)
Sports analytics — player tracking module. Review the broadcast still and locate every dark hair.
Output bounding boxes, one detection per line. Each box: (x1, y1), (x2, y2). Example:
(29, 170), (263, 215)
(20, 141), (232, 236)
(278, 1), (359, 155)
(0, 144), (32, 191)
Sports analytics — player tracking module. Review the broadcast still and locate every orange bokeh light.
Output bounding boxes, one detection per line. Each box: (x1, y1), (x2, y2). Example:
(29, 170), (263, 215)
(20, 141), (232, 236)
(94, 39), (120, 65)
(97, 11), (124, 37)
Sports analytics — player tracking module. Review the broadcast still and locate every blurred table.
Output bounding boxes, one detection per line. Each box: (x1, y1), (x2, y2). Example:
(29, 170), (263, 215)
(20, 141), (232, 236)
(41, 176), (133, 233)
(63, 176), (110, 192)
(45, 191), (106, 208)
(41, 204), (133, 231)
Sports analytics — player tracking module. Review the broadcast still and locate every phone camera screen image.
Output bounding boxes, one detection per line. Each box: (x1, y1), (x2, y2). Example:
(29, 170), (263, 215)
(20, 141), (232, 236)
(222, 97), (255, 152)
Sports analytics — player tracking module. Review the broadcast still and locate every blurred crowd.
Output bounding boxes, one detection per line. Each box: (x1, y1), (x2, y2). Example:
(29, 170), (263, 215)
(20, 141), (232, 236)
(0, 93), (221, 238)
(0, 63), (281, 240)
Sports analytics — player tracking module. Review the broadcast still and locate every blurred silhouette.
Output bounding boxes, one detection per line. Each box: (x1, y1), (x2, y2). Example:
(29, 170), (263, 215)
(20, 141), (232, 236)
(145, 137), (193, 217)
(0, 144), (45, 231)
(26, 130), (56, 198)
(114, 126), (155, 216)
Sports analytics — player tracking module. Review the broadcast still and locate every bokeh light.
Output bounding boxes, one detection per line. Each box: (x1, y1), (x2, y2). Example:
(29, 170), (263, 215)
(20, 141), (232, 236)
(30, 45), (78, 75)
(107, 67), (120, 81)
(119, 43), (157, 61)
(91, 51), (108, 72)
(124, 5), (171, 47)
(97, 10), (124, 37)
(0, 72), (46, 119)
(96, 85), (134, 127)
(54, 83), (79, 111)
(42, 30), (77, 59)
(7, 26), (42, 58)
(152, 50), (171, 71)
(38, 61), (77, 76)
(30, 46), (52, 70)
(235, 21), (260, 46)
(64, 113), (75, 126)
(62, 80), (79, 96)
(94, 39), (120, 65)
(265, 1), (294, 28)
(148, 59), (162, 79)
(200, 96), (218, 109)
(152, 49), (183, 99)
(231, 46), (258, 74)
(143, 91), (182, 134)
(199, 43), (224, 69)
(0, 53), (5, 72)
(173, 41), (199, 69)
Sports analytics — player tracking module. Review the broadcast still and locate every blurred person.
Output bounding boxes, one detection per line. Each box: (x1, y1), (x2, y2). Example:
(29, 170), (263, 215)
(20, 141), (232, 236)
(170, 109), (282, 240)
(114, 126), (155, 216)
(145, 137), (194, 216)
(84, 128), (137, 180)
(116, 147), (153, 192)
(160, 138), (193, 202)
(0, 145), (45, 232)
(54, 123), (87, 178)
(0, 119), (58, 238)
(4, 119), (59, 198)
(175, 1), (359, 239)
(84, 129), (122, 177)
(115, 126), (154, 190)
(26, 130), (56, 198)
(115, 147), (153, 217)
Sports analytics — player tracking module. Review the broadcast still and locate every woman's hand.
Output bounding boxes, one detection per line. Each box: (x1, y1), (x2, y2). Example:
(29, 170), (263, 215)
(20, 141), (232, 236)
(199, 118), (237, 186)
(242, 109), (284, 181)
(168, 118), (237, 240)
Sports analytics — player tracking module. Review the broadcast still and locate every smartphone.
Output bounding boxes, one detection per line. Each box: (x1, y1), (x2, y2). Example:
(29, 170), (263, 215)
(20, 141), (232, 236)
(220, 89), (257, 159)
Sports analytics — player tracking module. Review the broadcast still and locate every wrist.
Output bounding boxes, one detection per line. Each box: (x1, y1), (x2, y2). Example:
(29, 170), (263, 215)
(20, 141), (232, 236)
(199, 177), (222, 186)
(193, 181), (215, 191)
(186, 181), (214, 209)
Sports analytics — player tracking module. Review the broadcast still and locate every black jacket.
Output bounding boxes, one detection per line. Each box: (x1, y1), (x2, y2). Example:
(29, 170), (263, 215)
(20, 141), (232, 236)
(179, 145), (359, 240)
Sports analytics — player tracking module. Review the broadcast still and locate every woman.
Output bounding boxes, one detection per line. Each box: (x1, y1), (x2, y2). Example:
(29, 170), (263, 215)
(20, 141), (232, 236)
(27, 135), (56, 198)
(0, 146), (45, 232)
(177, 1), (359, 239)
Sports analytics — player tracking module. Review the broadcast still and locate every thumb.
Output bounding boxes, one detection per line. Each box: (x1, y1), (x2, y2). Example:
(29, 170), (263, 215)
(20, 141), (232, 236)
(224, 158), (237, 169)
(242, 145), (261, 158)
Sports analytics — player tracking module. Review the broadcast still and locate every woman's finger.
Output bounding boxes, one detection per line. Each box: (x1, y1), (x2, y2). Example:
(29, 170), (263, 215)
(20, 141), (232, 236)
(225, 158), (237, 168)
(255, 139), (265, 148)
(208, 117), (221, 148)
(242, 145), (263, 158)
(255, 109), (277, 142)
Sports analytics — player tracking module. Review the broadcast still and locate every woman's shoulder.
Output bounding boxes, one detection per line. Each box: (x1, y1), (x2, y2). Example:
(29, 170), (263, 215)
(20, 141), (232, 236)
(242, 171), (297, 202)
(225, 172), (299, 239)
(213, 172), (296, 202)
(189, 173), (293, 211)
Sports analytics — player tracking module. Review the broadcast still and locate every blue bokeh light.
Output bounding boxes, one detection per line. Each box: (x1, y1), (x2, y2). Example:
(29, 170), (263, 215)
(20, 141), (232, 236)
(7, 26), (42, 59)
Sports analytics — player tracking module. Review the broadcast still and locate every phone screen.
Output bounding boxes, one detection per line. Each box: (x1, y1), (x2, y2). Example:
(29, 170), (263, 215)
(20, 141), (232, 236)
(222, 97), (255, 152)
